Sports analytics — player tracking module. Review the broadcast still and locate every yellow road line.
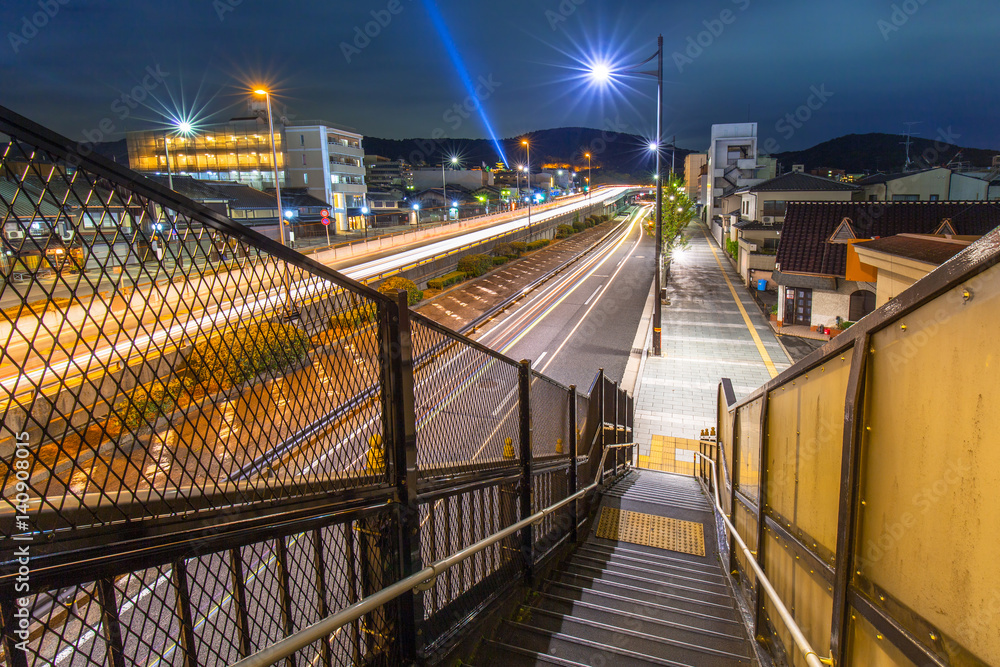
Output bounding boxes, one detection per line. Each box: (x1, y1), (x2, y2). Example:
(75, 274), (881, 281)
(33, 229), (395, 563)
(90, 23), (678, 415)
(699, 226), (779, 378)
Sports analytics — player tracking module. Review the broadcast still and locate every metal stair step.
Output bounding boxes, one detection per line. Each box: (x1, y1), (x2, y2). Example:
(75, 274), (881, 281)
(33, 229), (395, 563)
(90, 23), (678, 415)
(524, 607), (753, 664)
(502, 619), (753, 667)
(566, 553), (730, 591)
(479, 638), (590, 667)
(531, 592), (751, 652)
(559, 562), (734, 605)
(577, 543), (724, 577)
(549, 572), (740, 621)
(542, 579), (742, 627)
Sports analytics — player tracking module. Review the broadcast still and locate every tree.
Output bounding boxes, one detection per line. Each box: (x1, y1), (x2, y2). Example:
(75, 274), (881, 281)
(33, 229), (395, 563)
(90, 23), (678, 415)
(643, 177), (695, 257)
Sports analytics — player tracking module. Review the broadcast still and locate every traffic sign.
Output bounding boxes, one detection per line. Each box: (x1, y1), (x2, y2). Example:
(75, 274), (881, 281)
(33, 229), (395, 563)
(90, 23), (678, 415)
(320, 209), (330, 217)
(321, 217), (331, 226)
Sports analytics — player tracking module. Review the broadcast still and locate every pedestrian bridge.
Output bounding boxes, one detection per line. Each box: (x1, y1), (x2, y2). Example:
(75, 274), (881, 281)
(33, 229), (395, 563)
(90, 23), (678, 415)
(0, 105), (997, 666)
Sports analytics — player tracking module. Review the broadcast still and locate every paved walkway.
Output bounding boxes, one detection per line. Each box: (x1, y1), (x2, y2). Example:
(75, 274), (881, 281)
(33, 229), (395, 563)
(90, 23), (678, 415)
(633, 223), (794, 462)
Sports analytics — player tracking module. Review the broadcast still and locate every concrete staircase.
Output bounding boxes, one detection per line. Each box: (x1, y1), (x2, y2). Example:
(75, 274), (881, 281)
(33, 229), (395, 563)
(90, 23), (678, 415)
(474, 470), (757, 666)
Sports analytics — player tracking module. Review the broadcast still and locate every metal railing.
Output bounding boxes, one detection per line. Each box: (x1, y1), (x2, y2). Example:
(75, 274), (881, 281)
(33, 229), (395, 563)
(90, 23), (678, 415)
(711, 214), (1000, 667)
(694, 452), (829, 667)
(233, 442), (634, 667)
(0, 104), (635, 666)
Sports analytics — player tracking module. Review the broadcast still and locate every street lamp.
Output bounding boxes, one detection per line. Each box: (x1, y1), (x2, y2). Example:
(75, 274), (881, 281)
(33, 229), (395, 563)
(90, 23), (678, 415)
(585, 152), (592, 199)
(442, 155), (458, 222)
(253, 88), (287, 247)
(412, 203), (421, 229)
(523, 140), (532, 239)
(164, 120), (193, 191)
(587, 36), (664, 356)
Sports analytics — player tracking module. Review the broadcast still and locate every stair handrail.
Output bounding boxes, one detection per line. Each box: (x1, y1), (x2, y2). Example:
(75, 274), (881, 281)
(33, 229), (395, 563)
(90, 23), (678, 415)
(693, 452), (832, 667)
(231, 443), (635, 667)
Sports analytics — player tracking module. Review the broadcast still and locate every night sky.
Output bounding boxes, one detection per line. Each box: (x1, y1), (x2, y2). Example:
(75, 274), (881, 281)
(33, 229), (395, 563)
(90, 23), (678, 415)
(2, 0), (998, 153)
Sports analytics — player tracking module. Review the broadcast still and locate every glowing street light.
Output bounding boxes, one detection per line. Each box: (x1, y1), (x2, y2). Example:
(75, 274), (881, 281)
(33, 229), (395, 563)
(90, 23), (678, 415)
(587, 36), (665, 356)
(523, 140), (533, 239)
(253, 88), (287, 247)
(585, 152), (592, 198)
(164, 120), (194, 192)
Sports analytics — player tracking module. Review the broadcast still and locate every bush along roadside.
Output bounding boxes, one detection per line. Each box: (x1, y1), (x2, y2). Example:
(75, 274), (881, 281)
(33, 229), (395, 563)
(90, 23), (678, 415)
(378, 276), (423, 305)
(427, 271), (467, 290)
(111, 318), (312, 431)
(457, 254), (493, 278)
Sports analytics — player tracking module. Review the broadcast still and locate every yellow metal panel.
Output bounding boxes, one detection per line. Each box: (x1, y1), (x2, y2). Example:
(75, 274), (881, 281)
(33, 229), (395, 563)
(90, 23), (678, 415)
(737, 397), (763, 501)
(860, 262), (1000, 663)
(762, 530), (834, 667)
(848, 610), (918, 667)
(766, 350), (853, 554)
(734, 501), (758, 592)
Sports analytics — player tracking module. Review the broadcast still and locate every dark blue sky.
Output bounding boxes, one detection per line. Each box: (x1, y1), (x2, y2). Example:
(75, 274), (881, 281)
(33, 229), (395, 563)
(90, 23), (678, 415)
(2, 0), (998, 152)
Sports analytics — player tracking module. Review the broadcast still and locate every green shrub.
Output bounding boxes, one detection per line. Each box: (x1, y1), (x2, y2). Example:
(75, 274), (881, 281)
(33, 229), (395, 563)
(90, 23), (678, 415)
(378, 276), (423, 306)
(556, 224), (574, 239)
(839, 320), (856, 330)
(187, 319), (312, 389)
(527, 239), (550, 251)
(510, 242), (528, 256)
(572, 218), (586, 233)
(492, 256), (508, 266)
(725, 239), (738, 259)
(111, 375), (198, 431)
(333, 302), (378, 329)
(427, 271), (466, 290)
(457, 254), (493, 278)
(492, 242), (514, 257)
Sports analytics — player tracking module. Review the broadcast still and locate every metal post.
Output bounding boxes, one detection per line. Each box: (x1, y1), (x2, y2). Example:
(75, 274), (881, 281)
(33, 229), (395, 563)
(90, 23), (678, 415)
(653, 34), (664, 357)
(753, 391), (771, 639)
(172, 560), (199, 667)
(383, 289), (422, 661)
(164, 131), (174, 191)
(274, 537), (297, 667)
(728, 404), (741, 581)
(831, 336), (872, 665)
(597, 368), (606, 481)
(518, 359), (534, 582)
(568, 385), (579, 543)
(97, 578), (127, 667)
(0, 596), (29, 667)
(311, 530), (333, 667)
(229, 548), (253, 659)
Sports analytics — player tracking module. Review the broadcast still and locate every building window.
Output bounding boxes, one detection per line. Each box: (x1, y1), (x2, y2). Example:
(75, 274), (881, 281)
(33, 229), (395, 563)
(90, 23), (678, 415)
(303, 173), (308, 185)
(762, 201), (786, 217)
(301, 155), (307, 166)
(300, 135), (305, 146)
(929, 194), (940, 201)
(892, 194), (919, 201)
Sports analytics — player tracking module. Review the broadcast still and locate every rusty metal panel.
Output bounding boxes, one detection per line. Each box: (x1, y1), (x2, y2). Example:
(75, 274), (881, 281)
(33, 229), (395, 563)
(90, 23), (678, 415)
(859, 262), (1000, 664)
(766, 350), (853, 555)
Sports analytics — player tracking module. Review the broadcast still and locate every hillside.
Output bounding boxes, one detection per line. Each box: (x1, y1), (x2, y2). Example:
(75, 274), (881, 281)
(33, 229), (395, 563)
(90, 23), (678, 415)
(363, 127), (694, 182)
(772, 133), (998, 174)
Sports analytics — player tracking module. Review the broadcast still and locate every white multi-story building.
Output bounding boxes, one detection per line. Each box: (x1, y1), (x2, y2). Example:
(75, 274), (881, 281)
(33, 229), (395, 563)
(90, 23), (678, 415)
(285, 121), (367, 232)
(705, 123), (773, 245)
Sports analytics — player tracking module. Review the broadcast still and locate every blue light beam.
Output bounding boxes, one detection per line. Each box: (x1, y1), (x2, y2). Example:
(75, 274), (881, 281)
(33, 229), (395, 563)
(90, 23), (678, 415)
(420, 0), (510, 168)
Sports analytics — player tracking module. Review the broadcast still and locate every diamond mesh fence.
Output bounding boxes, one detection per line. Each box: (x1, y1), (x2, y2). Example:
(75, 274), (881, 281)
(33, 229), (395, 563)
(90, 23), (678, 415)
(0, 107), (635, 666)
(409, 314), (520, 478)
(529, 371), (570, 460)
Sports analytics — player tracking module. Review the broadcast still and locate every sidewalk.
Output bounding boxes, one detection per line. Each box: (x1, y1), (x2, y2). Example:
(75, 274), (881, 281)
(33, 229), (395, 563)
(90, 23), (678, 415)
(632, 222), (794, 467)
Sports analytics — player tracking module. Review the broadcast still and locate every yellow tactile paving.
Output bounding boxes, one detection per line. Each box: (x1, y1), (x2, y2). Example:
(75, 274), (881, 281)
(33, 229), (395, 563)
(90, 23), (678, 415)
(595, 507), (705, 556)
(638, 435), (704, 475)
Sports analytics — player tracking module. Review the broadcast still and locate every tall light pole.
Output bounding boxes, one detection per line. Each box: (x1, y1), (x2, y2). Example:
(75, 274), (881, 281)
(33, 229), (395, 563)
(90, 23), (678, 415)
(442, 155), (458, 222)
(254, 88), (295, 318)
(412, 203), (420, 229)
(164, 121), (192, 269)
(586, 35), (664, 355)
(361, 205), (370, 239)
(522, 140), (532, 239)
(585, 152), (592, 199)
(254, 89), (287, 247)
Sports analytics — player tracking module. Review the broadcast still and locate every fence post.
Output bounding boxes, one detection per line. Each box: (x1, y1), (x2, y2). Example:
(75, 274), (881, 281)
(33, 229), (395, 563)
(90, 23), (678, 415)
(518, 360), (534, 582)
(383, 289), (422, 662)
(568, 386), (578, 544)
(597, 368), (606, 482)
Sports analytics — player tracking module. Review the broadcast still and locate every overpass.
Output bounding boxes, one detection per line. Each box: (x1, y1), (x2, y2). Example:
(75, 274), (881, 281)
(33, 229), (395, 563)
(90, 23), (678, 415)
(1, 105), (997, 667)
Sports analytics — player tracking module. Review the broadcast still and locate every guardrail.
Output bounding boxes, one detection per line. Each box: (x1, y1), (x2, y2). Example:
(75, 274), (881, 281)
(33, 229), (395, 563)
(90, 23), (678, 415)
(712, 218), (1000, 666)
(0, 104), (635, 666)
